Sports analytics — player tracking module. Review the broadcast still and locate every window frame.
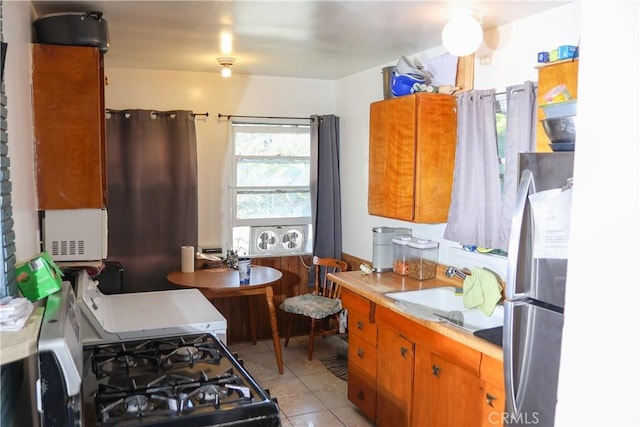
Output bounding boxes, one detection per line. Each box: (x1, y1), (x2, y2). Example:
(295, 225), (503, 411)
(228, 117), (312, 228)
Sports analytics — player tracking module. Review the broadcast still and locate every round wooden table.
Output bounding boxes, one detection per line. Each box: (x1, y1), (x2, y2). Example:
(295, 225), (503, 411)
(167, 266), (285, 374)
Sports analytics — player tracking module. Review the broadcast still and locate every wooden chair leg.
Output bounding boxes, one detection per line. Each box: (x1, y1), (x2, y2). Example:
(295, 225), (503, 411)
(284, 312), (294, 348)
(308, 318), (316, 361)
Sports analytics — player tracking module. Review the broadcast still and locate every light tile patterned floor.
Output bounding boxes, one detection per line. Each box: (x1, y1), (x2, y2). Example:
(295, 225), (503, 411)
(228, 335), (375, 427)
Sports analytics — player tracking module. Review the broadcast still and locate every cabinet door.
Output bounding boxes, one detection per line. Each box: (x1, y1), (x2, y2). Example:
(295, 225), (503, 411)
(32, 44), (106, 209)
(413, 94), (457, 223)
(480, 354), (505, 426)
(377, 326), (414, 427)
(368, 93), (457, 223)
(426, 354), (482, 427)
(368, 94), (417, 221)
(481, 380), (506, 427)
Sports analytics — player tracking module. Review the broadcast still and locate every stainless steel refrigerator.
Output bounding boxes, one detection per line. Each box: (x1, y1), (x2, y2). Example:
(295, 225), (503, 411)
(503, 152), (574, 426)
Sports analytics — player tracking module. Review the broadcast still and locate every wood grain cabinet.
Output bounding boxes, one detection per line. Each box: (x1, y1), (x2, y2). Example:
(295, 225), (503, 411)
(368, 93), (457, 223)
(343, 292), (505, 426)
(32, 44), (107, 209)
(421, 352), (482, 426)
(377, 324), (414, 426)
(342, 289), (377, 422)
(535, 59), (579, 152)
(480, 355), (506, 427)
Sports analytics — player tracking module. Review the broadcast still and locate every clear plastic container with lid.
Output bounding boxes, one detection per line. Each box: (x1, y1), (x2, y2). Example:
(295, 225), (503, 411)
(407, 239), (439, 280)
(392, 236), (411, 275)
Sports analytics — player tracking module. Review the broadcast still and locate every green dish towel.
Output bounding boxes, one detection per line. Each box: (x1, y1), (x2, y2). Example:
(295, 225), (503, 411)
(463, 267), (502, 316)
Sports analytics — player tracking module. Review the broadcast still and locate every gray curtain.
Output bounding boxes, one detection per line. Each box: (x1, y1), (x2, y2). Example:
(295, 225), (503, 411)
(497, 81), (537, 251)
(310, 114), (342, 260)
(443, 90), (502, 247)
(106, 110), (198, 292)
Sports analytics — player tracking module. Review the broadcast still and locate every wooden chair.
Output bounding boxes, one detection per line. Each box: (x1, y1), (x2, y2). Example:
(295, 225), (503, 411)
(279, 256), (348, 361)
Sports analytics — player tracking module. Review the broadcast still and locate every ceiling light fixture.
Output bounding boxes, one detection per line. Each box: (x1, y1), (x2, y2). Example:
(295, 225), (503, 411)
(441, 13), (483, 57)
(217, 56), (236, 78)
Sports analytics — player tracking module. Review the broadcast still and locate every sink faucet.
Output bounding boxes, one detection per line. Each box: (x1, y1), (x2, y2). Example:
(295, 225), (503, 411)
(445, 266), (469, 280)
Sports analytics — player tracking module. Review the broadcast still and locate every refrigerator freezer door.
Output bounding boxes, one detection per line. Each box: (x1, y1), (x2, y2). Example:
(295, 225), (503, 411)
(504, 300), (564, 426)
(506, 153), (574, 308)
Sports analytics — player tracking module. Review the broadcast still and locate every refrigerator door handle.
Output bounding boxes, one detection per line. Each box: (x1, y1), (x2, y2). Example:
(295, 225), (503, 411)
(503, 301), (518, 418)
(504, 301), (535, 423)
(505, 170), (536, 300)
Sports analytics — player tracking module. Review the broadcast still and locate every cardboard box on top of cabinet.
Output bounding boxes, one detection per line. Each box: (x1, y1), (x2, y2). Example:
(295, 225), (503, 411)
(16, 251), (63, 301)
(557, 45), (578, 60)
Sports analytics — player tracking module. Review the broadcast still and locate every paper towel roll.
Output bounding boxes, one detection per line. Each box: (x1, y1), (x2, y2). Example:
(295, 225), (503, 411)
(181, 246), (195, 273)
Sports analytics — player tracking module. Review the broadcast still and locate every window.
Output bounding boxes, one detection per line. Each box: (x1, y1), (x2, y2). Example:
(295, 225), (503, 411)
(229, 119), (312, 254)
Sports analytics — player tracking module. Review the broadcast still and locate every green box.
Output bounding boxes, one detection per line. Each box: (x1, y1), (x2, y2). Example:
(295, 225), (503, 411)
(16, 252), (63, 302)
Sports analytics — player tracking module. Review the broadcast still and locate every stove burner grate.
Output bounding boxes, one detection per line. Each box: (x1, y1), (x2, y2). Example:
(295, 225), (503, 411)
(87, 334), (280, 426)
(91, 334), (223, 378)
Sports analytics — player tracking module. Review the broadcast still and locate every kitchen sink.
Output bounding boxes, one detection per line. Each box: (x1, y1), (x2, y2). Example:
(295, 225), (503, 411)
(385, 286), (504, 332)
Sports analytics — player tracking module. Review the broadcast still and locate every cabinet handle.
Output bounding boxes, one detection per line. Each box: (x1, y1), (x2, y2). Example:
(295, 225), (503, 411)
(400, 347), (408, 358)
(432, 364), (440, 377)
(357, 349), (365, 358)
(486, 393), (497, 407)
(357, 390), (365, 401)
(357, 320), (364, 330)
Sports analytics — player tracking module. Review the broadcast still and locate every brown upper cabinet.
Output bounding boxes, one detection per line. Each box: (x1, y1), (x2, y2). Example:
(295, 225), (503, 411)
(32, 44), (107, 209)
(536, 59), (579, 152)
(368, 93), (457, 223)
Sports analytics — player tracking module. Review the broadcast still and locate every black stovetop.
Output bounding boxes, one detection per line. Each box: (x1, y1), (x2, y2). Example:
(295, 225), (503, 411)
(82, 333), (280, 426)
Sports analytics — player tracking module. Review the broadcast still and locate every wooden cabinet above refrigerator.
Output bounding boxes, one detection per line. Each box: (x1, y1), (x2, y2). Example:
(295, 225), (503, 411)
(32, 44), (107, 209)
(368, 93), (457, 223)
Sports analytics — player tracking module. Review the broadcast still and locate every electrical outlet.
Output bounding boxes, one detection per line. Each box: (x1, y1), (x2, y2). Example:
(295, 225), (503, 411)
(479, 55), (492, 65)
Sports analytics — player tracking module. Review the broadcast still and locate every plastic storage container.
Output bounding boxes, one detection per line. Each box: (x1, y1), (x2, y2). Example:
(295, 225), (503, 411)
(539, 99), (577, 118)
(407, 239), (439, 281)
(392, 236), (411, 275)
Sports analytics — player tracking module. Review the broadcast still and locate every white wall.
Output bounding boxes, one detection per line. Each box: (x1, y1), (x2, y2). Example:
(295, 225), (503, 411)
(336, 2), (582, 279)
(556, 1), (639, 425)
(3, 1), (40, 262)
(104, 69), (335, 250)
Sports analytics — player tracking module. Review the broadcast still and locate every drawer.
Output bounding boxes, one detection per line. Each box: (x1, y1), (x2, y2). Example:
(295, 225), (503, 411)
(348, 333), (377, 377)
(342, 289), (375, 320)
(348, 364), (377, 422)
(348, 310), (377, 346)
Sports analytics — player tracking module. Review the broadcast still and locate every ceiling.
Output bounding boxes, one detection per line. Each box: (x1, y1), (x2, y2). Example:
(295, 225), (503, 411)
(31, 1), (569, 80)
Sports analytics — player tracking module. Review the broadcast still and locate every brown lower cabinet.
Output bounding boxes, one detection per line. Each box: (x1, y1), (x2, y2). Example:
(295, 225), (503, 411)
(213, 255), (312, 344)
(342, 288), (505, 426)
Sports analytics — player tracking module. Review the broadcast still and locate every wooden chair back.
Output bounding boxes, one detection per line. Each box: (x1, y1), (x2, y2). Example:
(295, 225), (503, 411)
(313, 256), (348, 299)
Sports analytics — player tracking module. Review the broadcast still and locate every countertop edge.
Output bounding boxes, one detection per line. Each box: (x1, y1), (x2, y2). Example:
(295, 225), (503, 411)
(0, 306), (45, 366)
(330, 271), (503, 361)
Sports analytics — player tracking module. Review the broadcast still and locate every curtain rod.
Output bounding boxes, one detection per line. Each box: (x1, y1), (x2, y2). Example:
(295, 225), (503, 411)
(479, 85), (538, 100)
(218, 113), (313, 121)
(106, 109), (209, 117)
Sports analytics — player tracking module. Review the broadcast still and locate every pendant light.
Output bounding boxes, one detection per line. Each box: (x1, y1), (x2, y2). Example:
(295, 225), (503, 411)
(441, 14), (483, 57)
(217, 57), (236, 78)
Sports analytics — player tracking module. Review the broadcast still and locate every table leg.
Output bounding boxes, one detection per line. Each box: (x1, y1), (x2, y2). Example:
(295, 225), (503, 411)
(249, 296), (257, 345)
(264, 286), (284, 374)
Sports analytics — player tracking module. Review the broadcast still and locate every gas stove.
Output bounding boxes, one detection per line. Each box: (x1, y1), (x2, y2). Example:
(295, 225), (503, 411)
(35, 277), (280, 426)
(82, 333), (280, 426)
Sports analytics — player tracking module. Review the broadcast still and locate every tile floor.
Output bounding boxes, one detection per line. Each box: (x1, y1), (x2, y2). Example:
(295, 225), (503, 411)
(228, 335), (375, 427)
